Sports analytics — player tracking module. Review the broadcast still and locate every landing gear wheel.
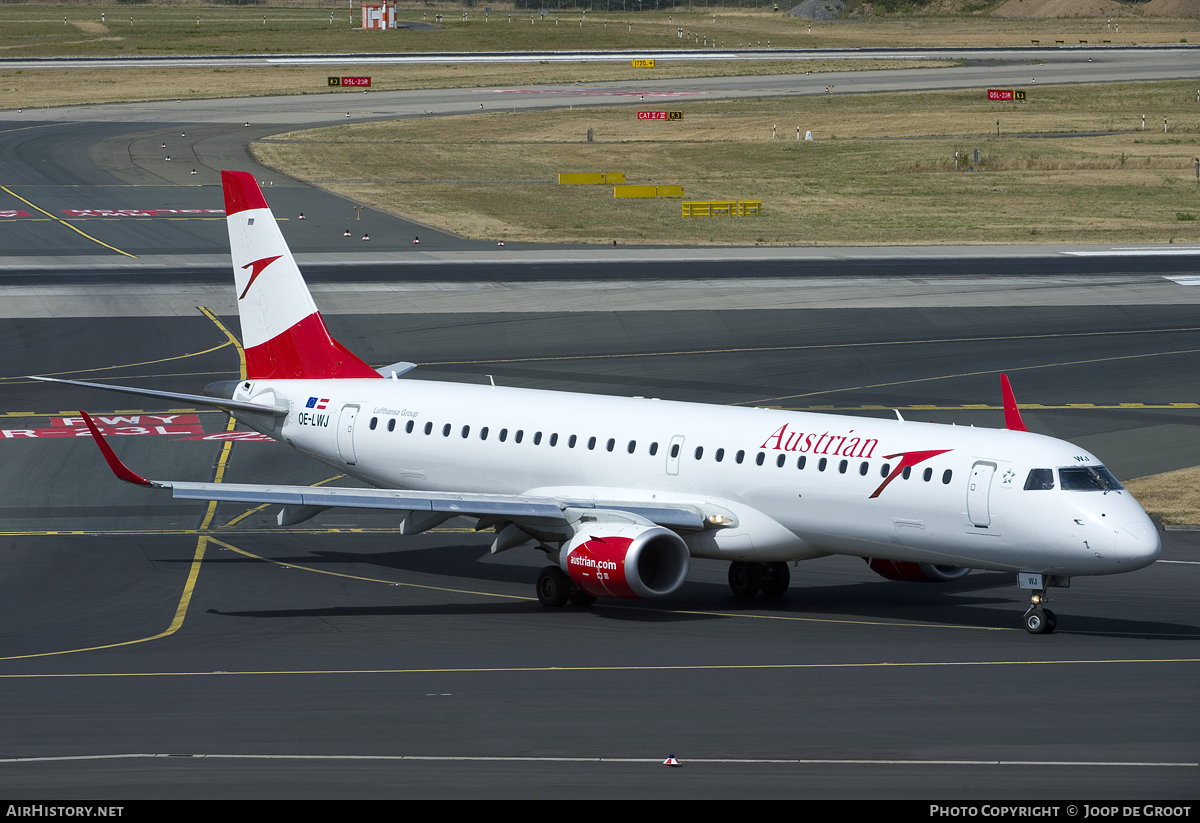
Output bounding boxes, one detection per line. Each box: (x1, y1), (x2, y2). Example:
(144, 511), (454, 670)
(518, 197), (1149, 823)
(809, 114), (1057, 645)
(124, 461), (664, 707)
(728, 561), (762, 597)
(1024, 608), (1054, 634)
(536, 566), (570, 607)
(759, 562), (791, 597)
(567, 585), (597, 607)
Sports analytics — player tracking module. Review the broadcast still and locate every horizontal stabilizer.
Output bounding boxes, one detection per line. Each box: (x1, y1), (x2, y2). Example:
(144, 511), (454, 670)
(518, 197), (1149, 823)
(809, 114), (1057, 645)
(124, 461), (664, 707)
(31, 376), (288, 417)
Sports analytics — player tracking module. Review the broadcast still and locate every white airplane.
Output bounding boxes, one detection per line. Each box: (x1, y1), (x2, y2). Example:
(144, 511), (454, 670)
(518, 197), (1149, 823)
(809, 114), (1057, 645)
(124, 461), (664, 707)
(39, 171), (1161, 635)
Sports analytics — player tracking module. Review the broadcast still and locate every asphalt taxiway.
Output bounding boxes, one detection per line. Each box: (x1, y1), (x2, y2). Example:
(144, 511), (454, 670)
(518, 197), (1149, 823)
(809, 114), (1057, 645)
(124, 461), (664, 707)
(0, 304), (1197, 798)
(0, 52), (1197, 797)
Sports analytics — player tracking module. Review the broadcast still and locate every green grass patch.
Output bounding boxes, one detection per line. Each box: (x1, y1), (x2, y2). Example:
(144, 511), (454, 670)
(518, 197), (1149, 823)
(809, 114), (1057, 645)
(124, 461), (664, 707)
(253, 79), (1200, 246)
(0, 4), (1196, 57)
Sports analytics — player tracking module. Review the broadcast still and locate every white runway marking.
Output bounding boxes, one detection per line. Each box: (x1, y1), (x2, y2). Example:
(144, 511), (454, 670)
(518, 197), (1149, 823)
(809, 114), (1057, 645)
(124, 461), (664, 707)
(2, 753), (1196, 767)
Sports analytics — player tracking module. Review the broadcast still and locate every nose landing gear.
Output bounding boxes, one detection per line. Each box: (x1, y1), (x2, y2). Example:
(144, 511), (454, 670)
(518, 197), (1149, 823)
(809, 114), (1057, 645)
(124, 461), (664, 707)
(1023, 589), (1057, 634)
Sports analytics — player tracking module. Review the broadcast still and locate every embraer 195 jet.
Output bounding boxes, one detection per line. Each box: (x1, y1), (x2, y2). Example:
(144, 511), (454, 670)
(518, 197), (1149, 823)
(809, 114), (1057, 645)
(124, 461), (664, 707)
(41, 171), (1161, 635)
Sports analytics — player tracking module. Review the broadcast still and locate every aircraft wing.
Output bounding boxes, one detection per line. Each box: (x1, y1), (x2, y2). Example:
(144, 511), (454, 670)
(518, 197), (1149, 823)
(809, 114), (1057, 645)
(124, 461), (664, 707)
(76, 411), (707, 534)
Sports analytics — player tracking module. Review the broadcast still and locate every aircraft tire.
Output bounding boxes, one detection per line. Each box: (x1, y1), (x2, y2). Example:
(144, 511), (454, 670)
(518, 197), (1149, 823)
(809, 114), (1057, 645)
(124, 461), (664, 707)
(728, 561), (762, 598)
(1024, 608), (1051, 634)
(759, 562), (791, 597)
(537, 566), (571, 607)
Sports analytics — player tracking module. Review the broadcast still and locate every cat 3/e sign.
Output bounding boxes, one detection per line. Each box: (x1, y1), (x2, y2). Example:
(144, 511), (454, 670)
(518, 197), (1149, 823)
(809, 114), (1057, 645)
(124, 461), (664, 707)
(329, 76), (372, 87)
(987, 89), (1026, 101)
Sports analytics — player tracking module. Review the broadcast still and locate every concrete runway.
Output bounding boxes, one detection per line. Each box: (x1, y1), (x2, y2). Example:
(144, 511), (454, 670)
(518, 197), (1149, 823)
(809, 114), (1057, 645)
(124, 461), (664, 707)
(0, 52), (1197, 798)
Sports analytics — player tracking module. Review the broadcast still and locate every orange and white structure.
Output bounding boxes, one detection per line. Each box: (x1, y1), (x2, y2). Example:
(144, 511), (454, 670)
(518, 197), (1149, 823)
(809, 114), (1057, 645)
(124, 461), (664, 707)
(361, 2), (397, 30)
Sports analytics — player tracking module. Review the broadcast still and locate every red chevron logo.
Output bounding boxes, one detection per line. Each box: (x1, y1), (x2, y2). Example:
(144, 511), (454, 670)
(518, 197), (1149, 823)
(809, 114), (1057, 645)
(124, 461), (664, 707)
(869, 449), (953, 499)
(238, 255), (282, 300)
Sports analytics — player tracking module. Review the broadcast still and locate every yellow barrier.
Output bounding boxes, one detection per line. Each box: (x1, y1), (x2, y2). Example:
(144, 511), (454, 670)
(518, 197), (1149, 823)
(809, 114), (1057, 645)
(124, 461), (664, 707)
(558, 173), (626, 184)
(682, 200), (762, 217)
(614, 185), (658, 198)
(614, 185), (684, 198)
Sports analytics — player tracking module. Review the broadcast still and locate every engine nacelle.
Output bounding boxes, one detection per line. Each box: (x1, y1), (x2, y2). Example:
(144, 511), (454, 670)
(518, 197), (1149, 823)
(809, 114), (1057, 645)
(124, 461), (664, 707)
(866, 558), (972, 583)
(561, 525), (691, 599)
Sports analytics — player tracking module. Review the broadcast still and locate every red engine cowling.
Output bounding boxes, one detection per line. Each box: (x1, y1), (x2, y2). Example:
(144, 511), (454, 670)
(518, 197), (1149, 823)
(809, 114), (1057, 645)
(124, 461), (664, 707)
(561, 525), (691, 599)
(866, 558), (972, 582)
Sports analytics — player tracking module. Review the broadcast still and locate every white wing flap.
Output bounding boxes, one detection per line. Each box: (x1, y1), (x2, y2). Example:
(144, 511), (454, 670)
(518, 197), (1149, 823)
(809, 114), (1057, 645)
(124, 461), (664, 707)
(164, 482), (706, 530)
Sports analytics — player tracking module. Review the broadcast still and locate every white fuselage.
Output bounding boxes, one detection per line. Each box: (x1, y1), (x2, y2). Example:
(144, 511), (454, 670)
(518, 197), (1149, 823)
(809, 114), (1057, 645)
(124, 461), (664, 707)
(233, 377), (1161, 578)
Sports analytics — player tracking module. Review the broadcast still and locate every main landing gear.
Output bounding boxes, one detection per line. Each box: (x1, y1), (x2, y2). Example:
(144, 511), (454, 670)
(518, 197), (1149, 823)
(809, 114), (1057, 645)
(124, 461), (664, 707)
(536, 566), (596, 608)
(1023, 588), (1057, 635)
(728, 561), (790, 598)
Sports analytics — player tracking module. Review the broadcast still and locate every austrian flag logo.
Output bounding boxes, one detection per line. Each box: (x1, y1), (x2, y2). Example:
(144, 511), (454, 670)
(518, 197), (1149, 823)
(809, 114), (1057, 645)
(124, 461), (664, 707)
(306, 397), (329, 410)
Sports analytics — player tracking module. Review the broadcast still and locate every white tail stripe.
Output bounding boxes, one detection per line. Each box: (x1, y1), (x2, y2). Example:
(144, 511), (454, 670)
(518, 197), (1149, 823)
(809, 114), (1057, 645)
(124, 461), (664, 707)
(227, 207), (319, 350)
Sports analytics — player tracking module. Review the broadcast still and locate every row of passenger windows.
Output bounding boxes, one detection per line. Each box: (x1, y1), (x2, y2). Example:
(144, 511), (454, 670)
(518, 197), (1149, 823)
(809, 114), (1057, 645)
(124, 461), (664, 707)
(370, 415), (662, 453)
(365, 416), (954, 484)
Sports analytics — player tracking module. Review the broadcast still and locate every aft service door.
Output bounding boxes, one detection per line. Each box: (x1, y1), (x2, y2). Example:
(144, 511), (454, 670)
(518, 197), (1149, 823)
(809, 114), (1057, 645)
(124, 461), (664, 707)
(337, 404), (360, 465)
(967, 461), (996, 527)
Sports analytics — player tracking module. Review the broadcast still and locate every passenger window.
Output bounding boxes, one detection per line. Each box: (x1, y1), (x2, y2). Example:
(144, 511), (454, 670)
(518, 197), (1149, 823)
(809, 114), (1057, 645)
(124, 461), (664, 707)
(649, 442), (659, 456)
(515, 430), (524, 444)
(499, 428), (508, 442)
(442, 423), (451, 437)
(1024, 469), (1054, 490)
(797, 455), (806, 470)
(859, 461), (868, 476)
(388, 419), (396, 432)
(424, 422), (433, 435)
(880, 463), (890, 477)
(776, 454), (786, 468)
(695, 446), (704, 460)
(942, 469), (953, 485)
(533, 432), (542, 445)
(588, 437), (597, 450)
(369, 417), (378, 430)
(715, 448), (725, 462)
(755, 452), (765, 466)
(838, 459), (848, 474)
(568, 434), (577, 448)
(628, 440), (637, 454)
(902, 466), (911, 480)
(406, 420), (414, 434)
(607, 438), (616, 452)
(669, 443), (679, 458)
(923, 467), (933, 482)
(818, 457), (827, 472)
(480, 427), (489, 440)
(461, 425), (470, 439)
(736, 450), (745, 464)
(550, 433), (558, 447)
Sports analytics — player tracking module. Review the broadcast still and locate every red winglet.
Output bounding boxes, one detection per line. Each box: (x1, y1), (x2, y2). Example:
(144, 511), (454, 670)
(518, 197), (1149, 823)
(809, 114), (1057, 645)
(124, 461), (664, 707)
(79, 410), (152, 486)
(221, 170), (269, 216)
(1000, 374), (1029, 432)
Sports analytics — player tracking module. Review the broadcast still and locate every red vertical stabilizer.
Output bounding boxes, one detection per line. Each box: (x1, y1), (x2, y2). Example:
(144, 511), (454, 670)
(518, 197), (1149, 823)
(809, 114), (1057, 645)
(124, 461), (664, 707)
(221, 171), (381, 381)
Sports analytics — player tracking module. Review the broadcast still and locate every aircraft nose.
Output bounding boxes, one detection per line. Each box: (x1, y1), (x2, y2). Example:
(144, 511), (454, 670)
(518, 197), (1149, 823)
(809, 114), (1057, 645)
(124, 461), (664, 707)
(1114, 519), (1160, 570)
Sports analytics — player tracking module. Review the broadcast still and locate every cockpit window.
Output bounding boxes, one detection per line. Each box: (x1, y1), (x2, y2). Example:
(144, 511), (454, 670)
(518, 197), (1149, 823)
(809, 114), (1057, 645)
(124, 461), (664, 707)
(1058, 466), (1124, 492)
(1024, 469), (1054, 491)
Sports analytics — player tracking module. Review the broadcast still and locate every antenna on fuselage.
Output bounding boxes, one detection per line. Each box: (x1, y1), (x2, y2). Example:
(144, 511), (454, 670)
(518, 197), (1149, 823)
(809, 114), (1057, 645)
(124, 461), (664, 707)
(893, 409), (905, 423)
